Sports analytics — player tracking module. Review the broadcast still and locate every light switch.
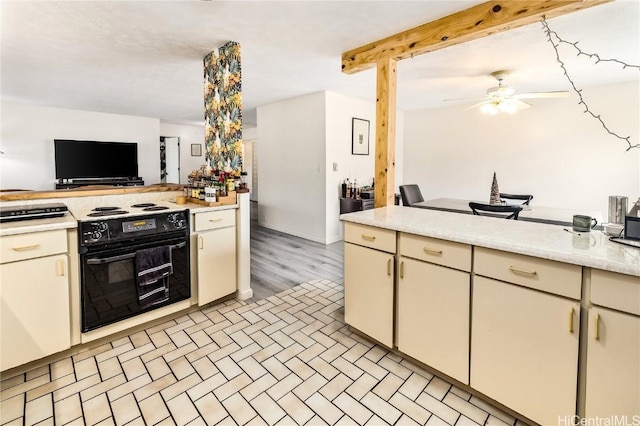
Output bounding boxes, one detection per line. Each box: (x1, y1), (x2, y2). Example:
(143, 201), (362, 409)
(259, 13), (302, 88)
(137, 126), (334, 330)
(333, 162), (338, 172)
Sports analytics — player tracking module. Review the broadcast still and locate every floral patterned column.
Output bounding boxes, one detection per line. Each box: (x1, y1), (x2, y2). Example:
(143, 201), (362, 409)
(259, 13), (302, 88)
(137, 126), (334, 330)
(204, 41), (242, 175)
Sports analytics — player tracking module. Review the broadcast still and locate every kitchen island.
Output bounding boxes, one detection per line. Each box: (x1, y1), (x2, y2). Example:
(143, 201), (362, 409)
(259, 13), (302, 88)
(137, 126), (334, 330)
(340, 206), (639, 426)
(0, 185), (251, 372)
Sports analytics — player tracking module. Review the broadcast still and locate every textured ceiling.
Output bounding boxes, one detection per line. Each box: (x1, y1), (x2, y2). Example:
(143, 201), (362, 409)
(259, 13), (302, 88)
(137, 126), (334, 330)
(1, 1), (638, 126)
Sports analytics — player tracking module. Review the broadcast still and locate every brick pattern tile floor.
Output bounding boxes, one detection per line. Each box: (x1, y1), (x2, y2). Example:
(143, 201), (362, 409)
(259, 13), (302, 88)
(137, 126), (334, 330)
(0, 280), (523, 426)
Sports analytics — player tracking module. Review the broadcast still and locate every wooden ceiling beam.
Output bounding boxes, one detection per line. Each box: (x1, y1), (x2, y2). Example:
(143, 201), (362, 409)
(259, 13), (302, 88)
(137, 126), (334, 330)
(341, 0), (611, 75)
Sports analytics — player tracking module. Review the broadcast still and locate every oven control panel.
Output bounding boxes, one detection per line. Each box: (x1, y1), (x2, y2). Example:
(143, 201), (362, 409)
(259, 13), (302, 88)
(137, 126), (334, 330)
(79, 210), (189, 246)
(123, 219), (156, 233)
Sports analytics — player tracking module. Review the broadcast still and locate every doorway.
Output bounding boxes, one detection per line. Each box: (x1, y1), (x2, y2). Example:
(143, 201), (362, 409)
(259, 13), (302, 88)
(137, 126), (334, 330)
(160, 136), (180, 184)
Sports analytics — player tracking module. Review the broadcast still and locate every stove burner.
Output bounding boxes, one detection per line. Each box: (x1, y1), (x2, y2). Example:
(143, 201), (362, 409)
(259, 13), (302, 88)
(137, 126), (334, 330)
(92, 206), (121, 212)
(142, 206), (170, 211)
(131, 203), (156, 208)
(87, 210), (129, 217)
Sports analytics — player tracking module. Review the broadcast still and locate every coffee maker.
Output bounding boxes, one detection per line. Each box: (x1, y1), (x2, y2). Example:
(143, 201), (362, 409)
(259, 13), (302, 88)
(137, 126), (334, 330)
(603, 195), (628, 237)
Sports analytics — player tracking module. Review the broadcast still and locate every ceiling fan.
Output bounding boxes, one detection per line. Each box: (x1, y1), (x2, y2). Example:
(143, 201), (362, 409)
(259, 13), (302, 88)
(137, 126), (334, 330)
(445, 70), (570, 114)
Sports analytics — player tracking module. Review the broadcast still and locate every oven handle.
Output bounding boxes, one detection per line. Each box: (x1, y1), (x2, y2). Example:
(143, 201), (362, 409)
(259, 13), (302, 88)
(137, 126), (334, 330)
(86, 241), (187, 265)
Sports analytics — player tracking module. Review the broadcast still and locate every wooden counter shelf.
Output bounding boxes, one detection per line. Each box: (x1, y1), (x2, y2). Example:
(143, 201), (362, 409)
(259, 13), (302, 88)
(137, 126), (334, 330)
(0, 184), (184, 202)
(186, 191), (237, 207)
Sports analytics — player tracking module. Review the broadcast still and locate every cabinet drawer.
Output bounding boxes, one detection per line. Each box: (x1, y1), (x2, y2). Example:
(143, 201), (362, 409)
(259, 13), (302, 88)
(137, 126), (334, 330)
(344, 222), (396, 254)
(591, 269), (640, 316)
(0, 229), (68, 264)
(474, 247), (581, 299)
(194, 209), (236, 232)
(400, 233), (471, 272)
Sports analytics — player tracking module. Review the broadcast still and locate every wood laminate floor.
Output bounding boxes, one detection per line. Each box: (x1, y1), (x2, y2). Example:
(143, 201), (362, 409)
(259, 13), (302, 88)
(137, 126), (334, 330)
(249, 202), (344, 302)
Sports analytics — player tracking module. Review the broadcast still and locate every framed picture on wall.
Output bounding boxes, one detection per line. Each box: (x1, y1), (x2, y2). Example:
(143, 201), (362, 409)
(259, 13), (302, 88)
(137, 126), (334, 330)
(352, 118), (370, 155)
(191, 144), (202, 156)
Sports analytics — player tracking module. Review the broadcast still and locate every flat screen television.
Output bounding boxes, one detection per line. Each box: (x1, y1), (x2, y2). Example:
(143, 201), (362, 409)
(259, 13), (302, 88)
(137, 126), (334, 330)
(54, 139), (139, 180)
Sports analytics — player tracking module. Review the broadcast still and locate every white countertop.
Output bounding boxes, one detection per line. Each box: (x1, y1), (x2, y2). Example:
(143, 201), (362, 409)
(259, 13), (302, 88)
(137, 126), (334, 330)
(341, 206), (640, 277)
(0, 202), (238, 236)
(0, 213), (78, 236)
(413, 197), (604, 227)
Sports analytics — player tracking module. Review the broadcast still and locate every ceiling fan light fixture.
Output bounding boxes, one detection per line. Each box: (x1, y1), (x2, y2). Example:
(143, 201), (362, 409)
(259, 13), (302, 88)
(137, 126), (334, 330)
(486, 85), (515, 97)
(498, 99), (518, 114)
(481, 102), (499, 115)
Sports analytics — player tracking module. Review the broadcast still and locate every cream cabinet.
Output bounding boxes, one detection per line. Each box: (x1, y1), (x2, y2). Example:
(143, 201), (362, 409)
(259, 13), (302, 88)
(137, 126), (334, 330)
(397, 234), (471, 384)
(0, 230), (71, 371)
(194, 209), (237, 306)
(585, 270), (640, 418)
(344, 223), (396, 348)
(471, 276), (580, 425)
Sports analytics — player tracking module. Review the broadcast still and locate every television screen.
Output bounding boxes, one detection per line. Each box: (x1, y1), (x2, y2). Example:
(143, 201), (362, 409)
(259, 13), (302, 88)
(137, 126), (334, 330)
(54, 139), (139, 180)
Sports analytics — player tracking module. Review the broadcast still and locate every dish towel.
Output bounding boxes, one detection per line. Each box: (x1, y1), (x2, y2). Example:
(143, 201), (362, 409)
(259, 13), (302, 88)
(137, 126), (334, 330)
(135, 245), (173, 287)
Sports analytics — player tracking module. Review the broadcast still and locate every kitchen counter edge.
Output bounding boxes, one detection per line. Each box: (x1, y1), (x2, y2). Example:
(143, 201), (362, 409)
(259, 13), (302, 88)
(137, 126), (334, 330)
(0, 204), (239, 236)
(340, 206), (640, 277)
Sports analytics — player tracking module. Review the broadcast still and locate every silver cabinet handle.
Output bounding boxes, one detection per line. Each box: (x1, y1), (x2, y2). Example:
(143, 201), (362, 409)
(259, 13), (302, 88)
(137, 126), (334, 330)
(508, 266), (537, 276)
(594, 313), (600, 341)
(209, 218), (223, 222)
(387, 259), (392, 276)
(569, 308), (575, 334)
(12, 244), (41, 251)
(57, 259), (66, 276)
(423, 247), (443, 256)
(199, 236), (204, 250)
(361, 234), (376, 242)
(399, 261), (404, 279)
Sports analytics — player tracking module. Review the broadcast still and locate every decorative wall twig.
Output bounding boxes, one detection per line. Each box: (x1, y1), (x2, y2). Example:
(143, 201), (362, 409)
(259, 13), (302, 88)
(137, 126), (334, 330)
(541, 17), (639, 151)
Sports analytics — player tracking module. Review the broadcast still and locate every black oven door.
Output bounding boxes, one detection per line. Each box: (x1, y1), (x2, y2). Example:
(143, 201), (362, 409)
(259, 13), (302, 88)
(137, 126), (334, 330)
(80, 235), (190, 332)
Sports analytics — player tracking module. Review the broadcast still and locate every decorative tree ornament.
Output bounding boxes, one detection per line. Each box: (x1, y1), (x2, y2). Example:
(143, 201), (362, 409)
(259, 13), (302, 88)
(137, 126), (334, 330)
(490, 172), (501, 205)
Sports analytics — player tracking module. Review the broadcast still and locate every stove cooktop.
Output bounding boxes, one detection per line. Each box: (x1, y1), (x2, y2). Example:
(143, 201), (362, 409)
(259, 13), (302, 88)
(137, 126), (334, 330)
(87, 210), (129, 217)
(92, 206), (121, 212)
(72, 201), (184, 221)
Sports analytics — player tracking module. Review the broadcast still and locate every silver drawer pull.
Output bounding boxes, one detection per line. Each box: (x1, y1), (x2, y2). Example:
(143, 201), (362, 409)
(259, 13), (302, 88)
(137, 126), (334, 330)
(12, 244), (41, 251)
(508, 266), (537, 277)
(361, 234), (376, 242)
(569, 308), (575, 334)
(57, 259), (66, 277)
(423, 247), (443, 256)
(208, 218), (223, 222)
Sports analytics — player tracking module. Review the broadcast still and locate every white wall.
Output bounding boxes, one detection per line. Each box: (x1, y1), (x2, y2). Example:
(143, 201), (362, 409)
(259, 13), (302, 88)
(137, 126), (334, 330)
(257, 92), (327, 242)
(257, 91), (403, 243)
(325, 93), (374, 243)
(1, 102), (160, 190)
(403, 80), (640, 217)
(243, 126), (258, 201)
(0, 103), (210, 191)
(159, 122), (205, 184)
(324, 91), (405, 243)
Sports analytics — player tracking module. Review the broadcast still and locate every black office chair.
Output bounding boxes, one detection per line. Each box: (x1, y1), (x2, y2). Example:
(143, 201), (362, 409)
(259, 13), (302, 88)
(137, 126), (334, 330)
(500, 193), (533, 205)
(399, 184), (424, 207)
(469, 202), (522, 220)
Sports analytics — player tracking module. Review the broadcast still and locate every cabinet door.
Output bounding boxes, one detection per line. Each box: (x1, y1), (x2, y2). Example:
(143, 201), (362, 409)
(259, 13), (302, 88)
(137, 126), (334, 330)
(471, 276), (580, 425)
(0, 254), (70, 371)
(197, 227), (236, 306)
(397, 257), (469, 384)
(344, 242), (394, 347)
(585, 307), (640, 418)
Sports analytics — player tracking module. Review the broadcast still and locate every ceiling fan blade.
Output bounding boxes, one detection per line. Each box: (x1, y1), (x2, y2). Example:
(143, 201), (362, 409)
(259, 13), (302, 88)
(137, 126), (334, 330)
(513, 91), (570, 99)
(464, 100), (492, 111)
(443, 96), (488, 102)
(514, 99), (533, 110)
